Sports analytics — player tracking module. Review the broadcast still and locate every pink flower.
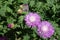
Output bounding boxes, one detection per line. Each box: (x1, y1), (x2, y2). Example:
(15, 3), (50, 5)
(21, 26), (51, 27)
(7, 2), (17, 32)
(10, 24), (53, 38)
(37, 21), (55, 38)
(25, 12), (41, 27)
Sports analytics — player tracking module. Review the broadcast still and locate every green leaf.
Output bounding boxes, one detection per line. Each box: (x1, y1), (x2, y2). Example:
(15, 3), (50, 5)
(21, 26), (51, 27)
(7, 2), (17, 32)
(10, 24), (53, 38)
(50, 21), (60, 35)
(32, 27), (37, 33)
(17, 0), (22, 3)
(46, 0), (54, 7)
(0, 25), (3, 30)
(32, 33), (36, 37)
(39, 12), (45, 20)
(23, 34), (30, 40)
(50, 21), (58, 28)
(30, 0), (35, 7)
(3, 30), (7, 33)
(7, 17), (16, 23)
(0, 1), (2, 7)
(22, 12), (28, 15)
(0, 6), (6, 16)
(18, 16), (24, 24)
(52, 5), (56, 13)
(50, 36), (55, 40)
(56, 27), (60, 35)
(6, 7), (12, 13)
(16, 31), (22, 35)
(0, 10), (5, 16)
(36, 2), (43, 8)
(8, 0), (14, 4)
(23, 0), (28, 4)
(14, 24), (20, 28)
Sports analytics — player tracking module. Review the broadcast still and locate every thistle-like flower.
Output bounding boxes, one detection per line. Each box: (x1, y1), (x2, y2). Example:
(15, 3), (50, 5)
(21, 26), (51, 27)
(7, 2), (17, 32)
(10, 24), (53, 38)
(37, 21), (55, 38)
(25, 12), (41, 27)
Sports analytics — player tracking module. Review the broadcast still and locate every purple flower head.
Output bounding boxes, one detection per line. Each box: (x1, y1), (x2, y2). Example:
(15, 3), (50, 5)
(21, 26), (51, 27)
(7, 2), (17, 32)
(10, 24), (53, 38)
(37, 21), (54, 38)
(25, 12), (41, 27)
(7, 23), (14, 28)
(0, 36), (7, 40)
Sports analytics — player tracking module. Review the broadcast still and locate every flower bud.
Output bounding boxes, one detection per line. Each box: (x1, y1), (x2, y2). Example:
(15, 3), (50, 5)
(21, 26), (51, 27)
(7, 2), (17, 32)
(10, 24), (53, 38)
(7, 23), (14, 28)
(17, 9), (23, 14)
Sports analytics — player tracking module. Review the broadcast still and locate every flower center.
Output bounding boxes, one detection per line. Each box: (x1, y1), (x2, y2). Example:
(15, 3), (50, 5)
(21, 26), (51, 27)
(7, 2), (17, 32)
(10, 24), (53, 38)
(29, 16), (35, 22)
(41, 26), (48, 32)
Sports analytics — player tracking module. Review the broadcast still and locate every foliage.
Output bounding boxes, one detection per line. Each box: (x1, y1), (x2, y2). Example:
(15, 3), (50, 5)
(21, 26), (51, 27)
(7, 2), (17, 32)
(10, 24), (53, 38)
(0, 0), (60, 40)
